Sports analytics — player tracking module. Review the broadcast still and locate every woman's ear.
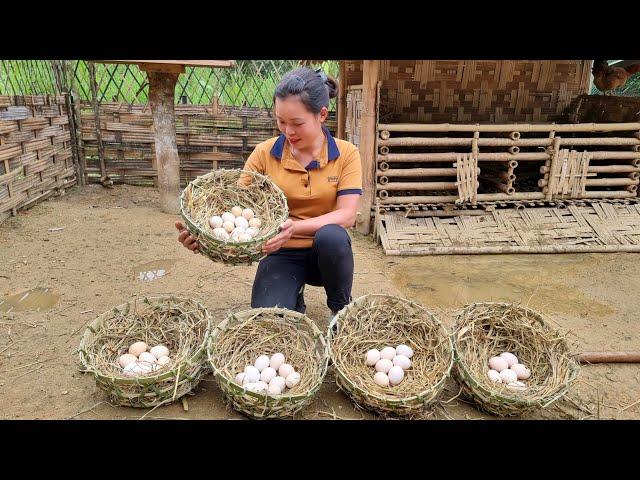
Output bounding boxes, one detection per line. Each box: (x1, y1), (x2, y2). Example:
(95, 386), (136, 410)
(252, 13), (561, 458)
(319, 106), (329, 123)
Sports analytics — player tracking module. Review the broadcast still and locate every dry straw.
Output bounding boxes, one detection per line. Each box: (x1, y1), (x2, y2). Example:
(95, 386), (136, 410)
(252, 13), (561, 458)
(78, 296), (212, 408)
(207, 307), (329, 419)
(328, 294), (454, 417)
(180, 169), (289, 265)
(452, 302), (580, 417)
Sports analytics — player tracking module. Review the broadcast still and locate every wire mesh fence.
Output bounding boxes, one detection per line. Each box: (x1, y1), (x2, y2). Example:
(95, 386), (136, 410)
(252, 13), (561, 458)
(0, 60), (341, 110)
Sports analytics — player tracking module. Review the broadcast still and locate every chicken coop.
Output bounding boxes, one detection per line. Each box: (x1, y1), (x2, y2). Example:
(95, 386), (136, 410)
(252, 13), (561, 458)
(339, 60), (640, 255)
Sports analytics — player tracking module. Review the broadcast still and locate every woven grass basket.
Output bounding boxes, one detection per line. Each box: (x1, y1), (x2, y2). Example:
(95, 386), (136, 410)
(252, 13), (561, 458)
(180, 168), (289, 265)
(452, 302), (580, 417)
(328, 294), (455, 417)
(207, 307), (329, 419)
(78, 295), (212, 408)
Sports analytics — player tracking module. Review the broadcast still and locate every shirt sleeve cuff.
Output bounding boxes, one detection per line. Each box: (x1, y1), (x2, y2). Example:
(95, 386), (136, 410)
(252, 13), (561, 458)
(337, 188), (363, 196)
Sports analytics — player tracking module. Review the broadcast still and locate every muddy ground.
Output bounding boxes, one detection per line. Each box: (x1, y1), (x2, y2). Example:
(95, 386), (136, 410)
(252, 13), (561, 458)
(1, 184), (638, 420)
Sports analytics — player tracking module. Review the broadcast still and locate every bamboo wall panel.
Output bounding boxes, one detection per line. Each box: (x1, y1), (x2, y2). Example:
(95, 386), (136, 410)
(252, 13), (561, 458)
(0, 95), (76, 224)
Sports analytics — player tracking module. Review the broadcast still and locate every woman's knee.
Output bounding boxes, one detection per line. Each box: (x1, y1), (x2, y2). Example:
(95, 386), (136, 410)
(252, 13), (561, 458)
(313, 224), (351, 252)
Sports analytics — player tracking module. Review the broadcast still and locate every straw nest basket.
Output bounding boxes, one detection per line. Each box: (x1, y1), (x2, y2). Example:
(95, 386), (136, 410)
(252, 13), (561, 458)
(328, 294), (454, 417)
(207, 307), (329, 419)
(179, 169), (289, 265)
(78, 296), (212, 408)
(452, 302), (580, 417)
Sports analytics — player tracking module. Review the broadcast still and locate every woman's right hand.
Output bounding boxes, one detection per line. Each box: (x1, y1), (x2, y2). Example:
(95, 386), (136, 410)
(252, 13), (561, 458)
(175, 221), (199, 254)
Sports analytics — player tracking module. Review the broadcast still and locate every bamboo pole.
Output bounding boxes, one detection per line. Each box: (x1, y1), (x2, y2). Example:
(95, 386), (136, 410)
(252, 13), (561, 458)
(379, 146), (390, 155)
(378, 122), (640, 133)
(378, 137), (640, 148)
(377, 181), (458, 191)
(378, 161), (389, 171)
(384, 244), (640, 255)
(509, 131), (521, 140)
(577, 352), (640, 364)
(508, 146), (520, 154)
(379, 192), (545, 204)
(375, 167), (477, 177)
(337, 60), (346, 140)
(582, 191), (637, 199)
(356, 60), (380, 235)
(482, 177), (515, 194)
(378, 152), (551, 162)
(380, 130), (390, 140)
(541, 165), (640, 174)
(88, 62), (110, 187)
(59, 60), (85, 187)
(585, 178), (639, 187)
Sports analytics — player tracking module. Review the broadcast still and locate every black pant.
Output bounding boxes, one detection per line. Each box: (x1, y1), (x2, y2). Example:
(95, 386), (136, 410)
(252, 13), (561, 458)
(251, 224), (354, 314)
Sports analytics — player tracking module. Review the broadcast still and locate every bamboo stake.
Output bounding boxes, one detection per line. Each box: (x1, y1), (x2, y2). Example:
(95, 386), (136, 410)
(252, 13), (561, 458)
(378, 122), (640, 133)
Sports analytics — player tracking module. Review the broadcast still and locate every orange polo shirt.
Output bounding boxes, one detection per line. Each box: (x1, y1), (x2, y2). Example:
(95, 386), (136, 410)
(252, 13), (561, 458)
(242, 126), (362, 249)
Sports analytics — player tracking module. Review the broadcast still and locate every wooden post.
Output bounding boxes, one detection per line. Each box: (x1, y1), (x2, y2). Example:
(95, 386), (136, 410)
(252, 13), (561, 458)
(88, 62), (111, 187)
(356, 60), (380, 235)
(147, 70), (181, 214)
(337, 60), (347, 140)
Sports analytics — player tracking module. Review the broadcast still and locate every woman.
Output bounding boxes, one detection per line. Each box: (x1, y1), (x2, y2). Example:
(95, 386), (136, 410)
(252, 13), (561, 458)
(175, 67), (362, 320)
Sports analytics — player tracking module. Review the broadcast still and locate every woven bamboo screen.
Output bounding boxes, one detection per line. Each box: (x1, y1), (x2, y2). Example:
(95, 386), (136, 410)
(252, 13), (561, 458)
(345, 60), (593, 123)
(80, 102), (337, 186)
(0, 95), (76, 223)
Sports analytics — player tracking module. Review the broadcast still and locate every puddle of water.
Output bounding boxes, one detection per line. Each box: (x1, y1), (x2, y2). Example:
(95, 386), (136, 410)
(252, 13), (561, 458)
(390, 254), (614, 317)
(0, 287), (60, 313)
(135, 260), (177, 282)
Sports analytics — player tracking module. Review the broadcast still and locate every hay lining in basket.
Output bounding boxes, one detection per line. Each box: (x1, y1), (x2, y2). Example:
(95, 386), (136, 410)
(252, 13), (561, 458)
(329, 294), (454, 416)
(452, 302), (580, 417)
(180, 169), (288, 265)
(78, 296), (212, 408)
(208, 308), (329, 419)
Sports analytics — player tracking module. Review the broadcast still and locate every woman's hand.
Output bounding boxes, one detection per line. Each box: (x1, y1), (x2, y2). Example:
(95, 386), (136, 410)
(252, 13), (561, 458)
(175, 221), (199, 254)
(262, 219), (294, 254)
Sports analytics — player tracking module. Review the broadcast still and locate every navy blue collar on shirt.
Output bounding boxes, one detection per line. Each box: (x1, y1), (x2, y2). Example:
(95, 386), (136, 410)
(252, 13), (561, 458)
(270, 125), (340, 169)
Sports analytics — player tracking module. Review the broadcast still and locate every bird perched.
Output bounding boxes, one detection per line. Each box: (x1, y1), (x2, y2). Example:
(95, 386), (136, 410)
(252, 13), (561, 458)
(592, 60), (640, 95)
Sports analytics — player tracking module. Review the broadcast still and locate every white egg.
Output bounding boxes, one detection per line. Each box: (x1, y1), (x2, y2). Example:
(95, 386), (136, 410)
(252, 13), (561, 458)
(244, 365), (261, 383)
(285, 372), (301, 388)
(128, 341), (148, 357)
(209, 215), (223, 229)
(392, 354), (411, 370)
(374, 372), (389, 387)
(254, 355), (271, 372)
(365, 349), (381, 366)
(487, 369), (502, 383)
(231, 206), (243, 217)
(270, 376), (286, 391)
(500, 352), (519, 367)
(237, 233), (252, 243)
(380, 347), (396, 360)
(396, 344), (414, 358)
(234, 216), (249, 229)
(278, 363), (295, 378)
(242, 208), (255, 220)
(507, 381), (527, 391)
(243, 382), (259, 393)
(249, 217), (262, 228)
(488, 356), (509, 372)
(235, 372), (245, 385)
(150, 345), (169, 359)
(222, 221), (235, 233)
(500, 369), (518, 384)
(123, 363), (137, 376)
(270, 353), (286, 370)
(212, 227), (230, 241)
(156, 356), (171, 367)
(510, 364), (531, 380)
(268, 383), (282, 395)
(118, 353), (138, 368)
(135, 361), (154, 375)
(260, 367), (277, 383)
(139, 352), (157, 364)
(256, 381), (269, 392)
(388, 366), (405, 386)
(221, 212), (235, 224)
(375, 358), (393, 374)
(246, 227), (260, 238)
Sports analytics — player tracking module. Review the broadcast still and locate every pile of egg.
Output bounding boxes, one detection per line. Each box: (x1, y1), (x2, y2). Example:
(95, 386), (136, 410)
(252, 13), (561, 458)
(234, 352), (301, 395)
(365, 344), (414, 387)
(118, 341), (172, 376)
(486, 352), (531, 391)
(208, 206), (263, 243)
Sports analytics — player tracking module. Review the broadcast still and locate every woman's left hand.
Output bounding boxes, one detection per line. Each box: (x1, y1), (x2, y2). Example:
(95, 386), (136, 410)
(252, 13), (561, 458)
(262, 219), (295, 254)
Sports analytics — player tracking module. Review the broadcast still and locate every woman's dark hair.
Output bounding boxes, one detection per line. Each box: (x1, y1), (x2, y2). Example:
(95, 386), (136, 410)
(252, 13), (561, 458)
(274, 67), (338, 114)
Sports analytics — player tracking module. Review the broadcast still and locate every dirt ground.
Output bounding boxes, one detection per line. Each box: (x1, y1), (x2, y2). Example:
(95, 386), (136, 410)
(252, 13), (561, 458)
(1, 184), (639, 420)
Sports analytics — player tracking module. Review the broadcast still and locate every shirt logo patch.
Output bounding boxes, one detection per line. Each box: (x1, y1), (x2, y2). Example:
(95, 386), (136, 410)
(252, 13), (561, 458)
(327, 176), (339, 183)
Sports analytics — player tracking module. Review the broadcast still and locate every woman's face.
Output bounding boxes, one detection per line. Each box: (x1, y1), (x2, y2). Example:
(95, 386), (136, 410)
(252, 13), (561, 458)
(275, 96), (327, 151)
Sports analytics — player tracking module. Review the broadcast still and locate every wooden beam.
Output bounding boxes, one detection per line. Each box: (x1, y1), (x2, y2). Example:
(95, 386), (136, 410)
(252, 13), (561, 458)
(356, 60), (380, 235)
(337, 60), (347, 140)
(98, 60), (235, 69)
(148, 71), (181, 213)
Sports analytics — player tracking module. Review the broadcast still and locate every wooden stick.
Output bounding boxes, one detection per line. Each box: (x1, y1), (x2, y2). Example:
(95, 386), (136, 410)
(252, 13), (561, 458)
(378, 122), (640, 133)
(378, 152), (550, 162)
(582, 191), (636, 199)
(378, 137), (640, 148)
(87, 62), (109, 185)
(585, 178), (638, 187)
(576, 352), (640, 364)
(337, 60), (346, 140)
(377, 181), (458, 191)
(376, 167), (476, 177)
(384, 244), (640, 255)
(379, 192), (545, 204)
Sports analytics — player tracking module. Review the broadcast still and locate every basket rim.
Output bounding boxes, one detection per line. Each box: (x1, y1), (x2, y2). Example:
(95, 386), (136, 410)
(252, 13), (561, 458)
(327, 293), (455, 406)
(207, 307), (330, 403)
(451, 301), (580, 407)
(179, 169), (289, 249)
(78, 295), (212, 386)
